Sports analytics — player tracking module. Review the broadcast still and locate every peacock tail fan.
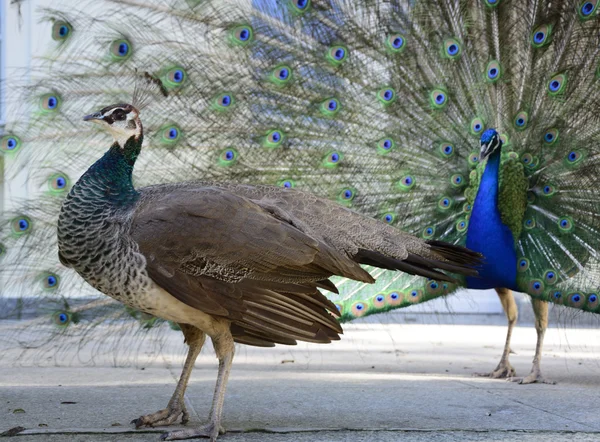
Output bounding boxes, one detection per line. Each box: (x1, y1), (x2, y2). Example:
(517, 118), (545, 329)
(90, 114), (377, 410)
(2, 0), (600, 359)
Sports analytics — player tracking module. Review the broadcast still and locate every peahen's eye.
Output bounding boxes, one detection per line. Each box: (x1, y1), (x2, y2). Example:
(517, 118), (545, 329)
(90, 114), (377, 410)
(112, 109), (126, 121)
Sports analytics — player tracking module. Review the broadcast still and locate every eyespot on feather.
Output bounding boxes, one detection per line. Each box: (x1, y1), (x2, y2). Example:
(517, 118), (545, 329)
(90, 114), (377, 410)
(109, 39), (132, 60)
(442, 38), (462, 59)
(1, 135), (21, 154)
(531, 24), (552, 48)
(322, 150), (342, 168)
(386, 33), (406, 53)
(218, 148), (239, 167)
(229, 25), (254, 46)
(377, 138), (396, 154)
(326, 45), (348, 66)
(263, 129), (285, 149)
(386, 291), (404, 306)
(52, 20), (72, 41)
(485, 60), (502, 82)
(377, 87), (396, 105)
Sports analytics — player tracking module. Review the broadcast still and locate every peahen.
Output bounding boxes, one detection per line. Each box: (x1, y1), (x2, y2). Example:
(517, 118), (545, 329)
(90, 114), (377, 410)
(2, 0), (600, 387)
(60, 98), (480, 441)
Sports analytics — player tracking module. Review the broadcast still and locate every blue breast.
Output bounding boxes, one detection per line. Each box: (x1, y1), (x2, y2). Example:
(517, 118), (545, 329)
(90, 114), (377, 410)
(465, 151), (518, 290)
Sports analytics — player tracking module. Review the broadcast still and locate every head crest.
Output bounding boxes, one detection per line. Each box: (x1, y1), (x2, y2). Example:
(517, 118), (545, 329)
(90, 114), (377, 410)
(131, 70), (168, 111)
(480, 128), (498, 144)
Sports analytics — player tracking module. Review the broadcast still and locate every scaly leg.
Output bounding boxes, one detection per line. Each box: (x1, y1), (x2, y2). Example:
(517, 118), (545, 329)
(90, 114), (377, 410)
(511, 299), (555, 385)
(133, 324), (205, 428)
(161, 331), (235, 442)
(476, 287), (517, 378)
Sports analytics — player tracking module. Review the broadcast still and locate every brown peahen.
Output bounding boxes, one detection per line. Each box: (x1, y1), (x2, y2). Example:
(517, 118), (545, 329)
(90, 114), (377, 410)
(49, 99), (481, 440)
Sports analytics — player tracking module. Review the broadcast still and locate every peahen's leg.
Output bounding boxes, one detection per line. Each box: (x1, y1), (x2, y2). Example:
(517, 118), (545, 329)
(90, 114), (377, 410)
(511, 299), (555, 385)
(133, 324), (205, 428)
(475, 287), (517, 378)
(161, 331), (234, 442)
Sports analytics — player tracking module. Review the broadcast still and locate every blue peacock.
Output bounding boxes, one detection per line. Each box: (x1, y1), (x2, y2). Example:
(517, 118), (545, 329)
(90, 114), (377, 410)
(2, 0), (600, 386)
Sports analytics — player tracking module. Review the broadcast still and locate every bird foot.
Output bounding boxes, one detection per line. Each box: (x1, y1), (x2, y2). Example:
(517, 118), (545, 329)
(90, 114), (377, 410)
(131, 399), (189, 428)
(474, 360), (516, 379)
(160, 422), (225, 441)
(509, 369), (555, 385)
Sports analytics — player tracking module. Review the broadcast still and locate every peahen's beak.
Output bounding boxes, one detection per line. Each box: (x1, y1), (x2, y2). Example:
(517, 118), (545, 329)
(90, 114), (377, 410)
(83, 112), (104, 122)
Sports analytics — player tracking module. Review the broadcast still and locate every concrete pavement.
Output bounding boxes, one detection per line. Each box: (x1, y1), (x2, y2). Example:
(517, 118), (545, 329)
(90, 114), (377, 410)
(2, 313), (600, 441)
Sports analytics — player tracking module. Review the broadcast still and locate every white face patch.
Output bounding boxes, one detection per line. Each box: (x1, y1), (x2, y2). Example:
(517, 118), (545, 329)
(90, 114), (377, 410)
(95, 107), (142, 148)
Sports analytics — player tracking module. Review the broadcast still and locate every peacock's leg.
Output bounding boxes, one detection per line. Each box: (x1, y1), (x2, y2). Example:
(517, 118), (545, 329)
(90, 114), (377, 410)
(161, 331), (234, 442)
(132, 324), (205, 428)
(511, 299), (555, 385)
(475, 287), (517, 379)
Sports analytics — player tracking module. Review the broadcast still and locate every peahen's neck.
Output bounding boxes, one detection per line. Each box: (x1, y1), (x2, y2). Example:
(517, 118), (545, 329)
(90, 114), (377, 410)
(57, 135), (143, 270)
(73, 135), (143, 206)
(465, 149), (518, 291)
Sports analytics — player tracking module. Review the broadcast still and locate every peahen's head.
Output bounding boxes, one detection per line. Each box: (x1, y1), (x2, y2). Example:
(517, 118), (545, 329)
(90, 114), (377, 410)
(83, 103), (142, 147)
(479, 128), (501, 160)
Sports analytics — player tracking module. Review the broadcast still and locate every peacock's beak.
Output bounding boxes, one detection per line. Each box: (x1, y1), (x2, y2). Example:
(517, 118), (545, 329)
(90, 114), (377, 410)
(480, 141), (495, 160)
(83, 112), (104, 122)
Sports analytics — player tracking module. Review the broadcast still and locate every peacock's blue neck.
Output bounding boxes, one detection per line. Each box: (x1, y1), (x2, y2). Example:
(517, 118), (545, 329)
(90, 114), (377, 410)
(465, 149), (518, 290)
